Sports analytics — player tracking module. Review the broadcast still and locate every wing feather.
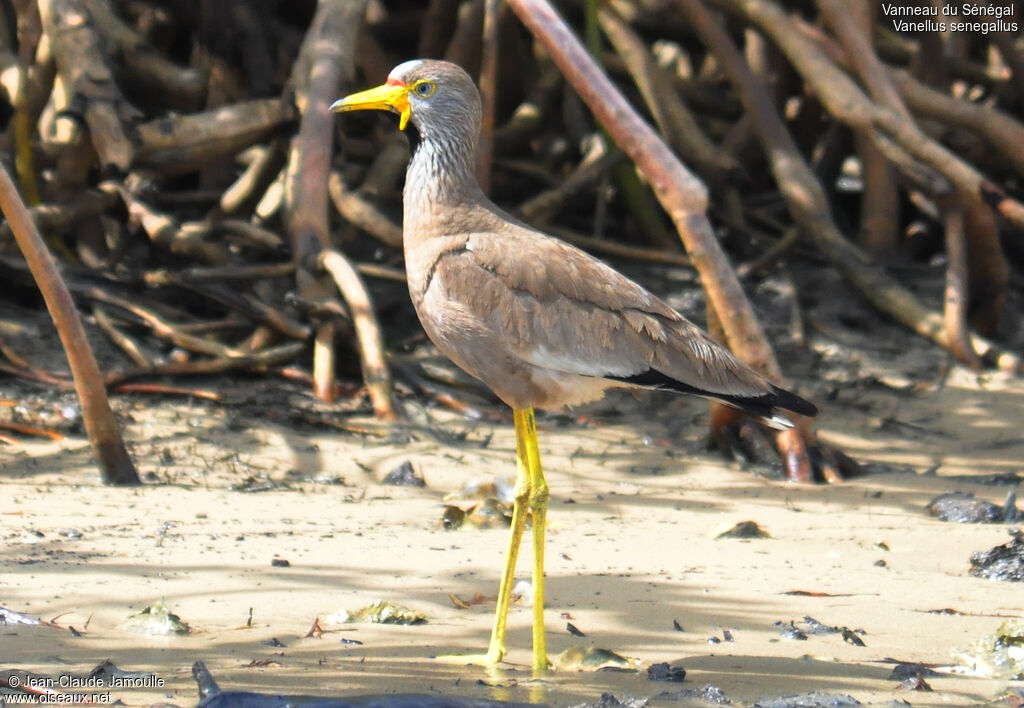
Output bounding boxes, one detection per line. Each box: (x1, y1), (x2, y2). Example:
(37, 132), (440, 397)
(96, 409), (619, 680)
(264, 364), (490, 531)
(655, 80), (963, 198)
(426, 223), (773, 399)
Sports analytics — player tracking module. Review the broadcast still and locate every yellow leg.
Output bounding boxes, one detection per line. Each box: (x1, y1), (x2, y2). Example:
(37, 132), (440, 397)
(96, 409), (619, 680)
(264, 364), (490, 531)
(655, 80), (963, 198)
(483, 408), (532, 663)
(439, 407), (545, 670)
(519, 406), (550, 674)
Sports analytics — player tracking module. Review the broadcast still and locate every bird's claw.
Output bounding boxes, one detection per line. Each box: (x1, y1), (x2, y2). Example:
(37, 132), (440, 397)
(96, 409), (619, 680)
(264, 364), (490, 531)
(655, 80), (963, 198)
(434, 650), (505, 667)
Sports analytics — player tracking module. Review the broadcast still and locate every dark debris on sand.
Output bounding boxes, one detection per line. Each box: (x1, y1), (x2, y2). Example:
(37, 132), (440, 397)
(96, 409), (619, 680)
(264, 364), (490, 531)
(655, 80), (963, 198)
(752, 692), (860, 708)
(969, 529), (1024, 581)
(927, 491), (1018, 523)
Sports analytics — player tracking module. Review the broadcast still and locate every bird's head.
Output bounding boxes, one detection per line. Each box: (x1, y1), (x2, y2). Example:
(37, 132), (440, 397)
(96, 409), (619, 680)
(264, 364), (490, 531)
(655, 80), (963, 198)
(331, 59), (481, 138)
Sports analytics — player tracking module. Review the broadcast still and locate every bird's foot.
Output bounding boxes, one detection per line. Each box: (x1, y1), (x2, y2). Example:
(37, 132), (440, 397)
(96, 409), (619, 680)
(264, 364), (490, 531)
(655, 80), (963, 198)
(435, 647), (505, 668)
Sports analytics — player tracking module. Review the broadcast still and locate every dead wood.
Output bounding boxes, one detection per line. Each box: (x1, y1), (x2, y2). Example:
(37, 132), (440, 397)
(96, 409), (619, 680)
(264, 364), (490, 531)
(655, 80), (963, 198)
(680, 0), (1020, 375)
(286, 0), (372, 405)
(545, 224), (691, 268)
(515, 137), (623, 224)
(476, 0), (500, 193)
(220, 142), (287, 216)
(796, 17), (1024, 178)
(493, 56), (561, 153)
(327, 171), (403, 248)
(0, 187), (117, 239)
(597, 4), (737, 186)
(104, 342), (307, 387)
(0, 159), (138, 484)
(818, 0), (900, 260)
(144, 263), (295, 285)
(40, 0), (135, 173)
(117, 182), (228, 264)
(715, 0), (1012, 333)
(719, 0), (1024, 234)
(319, 249), (399, 421)
(134, 100), (287, 175)
(445, 0), (485, 74)
(2, 2), (54, 204)
(80, 0), (205, 110)
(93, 306), (151, 368)
(890, 68), (1024, 180)
(420, 0), (462, 59)
(83, 287), (246, 359)
(942, 207), (982, 369)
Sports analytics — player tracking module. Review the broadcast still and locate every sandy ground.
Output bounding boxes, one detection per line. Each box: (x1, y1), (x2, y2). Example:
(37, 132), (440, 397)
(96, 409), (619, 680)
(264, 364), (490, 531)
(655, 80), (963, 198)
(3, 267), (1024, 707)
(2, 351), (1023, 707)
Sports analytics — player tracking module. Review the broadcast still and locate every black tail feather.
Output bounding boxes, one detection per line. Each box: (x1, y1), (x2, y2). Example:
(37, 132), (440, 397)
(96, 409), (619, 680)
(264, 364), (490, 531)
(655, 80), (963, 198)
(611, 370), (818, 420)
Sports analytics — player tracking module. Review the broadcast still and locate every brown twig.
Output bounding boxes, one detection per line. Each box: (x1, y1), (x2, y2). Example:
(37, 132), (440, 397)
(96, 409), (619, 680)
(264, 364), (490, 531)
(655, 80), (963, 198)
(93, 306), (151, 367)
(356, 263), (407, 282)
(889, 68), (1024, 179)
(494, 56), (561, 153)
(313, 322), (336, 402)
(327, 171), (403, 248)
(597, 5), (737, 185)
(476, 0), (500, 193)
(146, 263), (296, 285)
(357, 140), (410, 198)
(158, 279), (310, 341)
(445, 0), (485, 73)
(118, 184), (228, 264)
(220, 142), (287, 216)
(817, 0), (1007, 333)
(0, 188), (119, 240)
(0, 160), (138, 483)
(0, 360), (71, 387)
(420, 0), (461, 58)
(545, 224), (691, 268)
(83, 287), (245, 358)
(391, 358), (502, 422)
(981, 2), (1024, 101)
(104, 341), (305, 387)
(81, 0), (205, 110)
(113, 383), (221, 400)
(287, 0), (369, 403)
(216, 219), (286, 252)
(0, 420), (64, 440)
(516, 137), (623, 224)
(319, 249), (399, 422)
(40, 0), (135, 173)
(942, 207), (982, 369)
(817, 0), (900, 260)
(134, 99), (288, 175)
(719, 0), (1011, 336)
(2, 3), (52, 204)
(736, 228), (799, 280)
(872, 25), (1004, 89)
(287, 0), (367, 264)
(792, 16), (1024, 179)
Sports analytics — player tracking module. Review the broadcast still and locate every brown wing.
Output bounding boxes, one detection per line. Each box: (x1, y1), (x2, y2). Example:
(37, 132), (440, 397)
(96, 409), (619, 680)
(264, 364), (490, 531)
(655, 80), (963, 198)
(428, 220), (776, 400)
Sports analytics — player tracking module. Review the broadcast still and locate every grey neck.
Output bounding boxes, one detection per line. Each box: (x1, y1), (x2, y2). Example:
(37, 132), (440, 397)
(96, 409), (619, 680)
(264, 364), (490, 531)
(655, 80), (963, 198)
(403, 122), (485, 227)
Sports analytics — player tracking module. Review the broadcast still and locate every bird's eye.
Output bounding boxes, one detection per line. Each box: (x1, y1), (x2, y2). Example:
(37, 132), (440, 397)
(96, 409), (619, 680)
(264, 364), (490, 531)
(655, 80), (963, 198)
(412, 80), (436, 98)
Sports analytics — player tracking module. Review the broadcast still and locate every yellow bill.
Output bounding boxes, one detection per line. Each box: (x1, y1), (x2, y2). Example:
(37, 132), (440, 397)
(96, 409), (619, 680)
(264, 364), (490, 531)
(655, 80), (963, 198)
(330, 81), (412, 131)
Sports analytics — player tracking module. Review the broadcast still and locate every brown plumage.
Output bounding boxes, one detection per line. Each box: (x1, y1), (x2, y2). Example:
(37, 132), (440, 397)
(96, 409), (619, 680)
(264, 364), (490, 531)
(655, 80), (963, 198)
(337, 59), (814, 423)
(332, 58), (816, 673)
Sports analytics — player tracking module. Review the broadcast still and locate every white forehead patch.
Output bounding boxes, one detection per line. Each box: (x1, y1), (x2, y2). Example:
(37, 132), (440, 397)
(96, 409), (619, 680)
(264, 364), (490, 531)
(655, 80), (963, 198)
(390, 59), (424, 81)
